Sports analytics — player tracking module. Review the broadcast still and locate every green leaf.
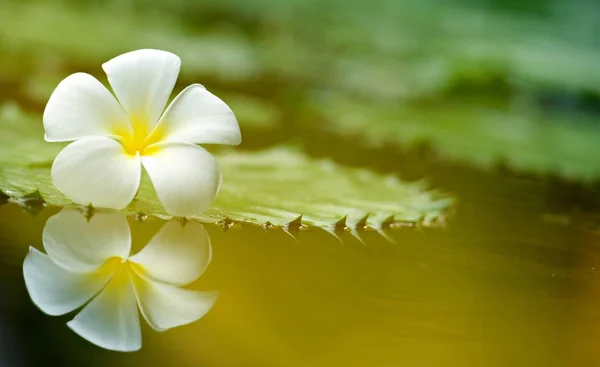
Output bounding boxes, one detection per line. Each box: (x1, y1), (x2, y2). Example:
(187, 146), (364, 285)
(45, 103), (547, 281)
(0, 104), (64, 165)
(0, 104), (452, 234)
(305, 94), (600, 180)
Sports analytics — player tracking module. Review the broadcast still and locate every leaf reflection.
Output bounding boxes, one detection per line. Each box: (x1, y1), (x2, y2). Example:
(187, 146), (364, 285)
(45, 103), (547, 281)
(22, 208), (217, 352)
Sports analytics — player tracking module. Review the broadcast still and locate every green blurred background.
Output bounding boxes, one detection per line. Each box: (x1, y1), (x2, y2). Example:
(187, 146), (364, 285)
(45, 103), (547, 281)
(2, 0), (600, 177)
(2, 0), (600, 366)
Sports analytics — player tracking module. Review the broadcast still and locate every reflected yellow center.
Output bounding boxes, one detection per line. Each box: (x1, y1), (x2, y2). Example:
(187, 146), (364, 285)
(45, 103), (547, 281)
(89, 257), (147, 305)
(103, 256), (146, 287)
(113, 115), (165, 156)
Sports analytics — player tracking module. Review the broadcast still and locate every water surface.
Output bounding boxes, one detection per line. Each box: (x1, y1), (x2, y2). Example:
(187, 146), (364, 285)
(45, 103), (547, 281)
(1, 166), (599, 366)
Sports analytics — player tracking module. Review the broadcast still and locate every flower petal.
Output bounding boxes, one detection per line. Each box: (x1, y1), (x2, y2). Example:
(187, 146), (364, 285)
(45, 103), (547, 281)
(130, 270), (218, 331)
(102, 49), (181, 130)
(43, 209), (131, 273)
(129, 221), (211, 286)
(67, 270), (141, 352)
(43, 72), (130, 142)
(51, 137), (141, 210)
(155, 84), (241, 145)
(141, 143), (221, 217)
(23, 247), (114, 316)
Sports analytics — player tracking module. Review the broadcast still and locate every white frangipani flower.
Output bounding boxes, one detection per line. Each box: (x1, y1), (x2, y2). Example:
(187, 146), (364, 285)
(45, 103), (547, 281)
(44, 49), (241, 216)
(23, 209), (217, 352)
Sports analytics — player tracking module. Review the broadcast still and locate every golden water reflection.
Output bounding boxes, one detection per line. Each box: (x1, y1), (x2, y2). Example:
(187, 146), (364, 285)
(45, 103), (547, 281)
(1, 202), (600, 366)
(22, 208), (216, 352)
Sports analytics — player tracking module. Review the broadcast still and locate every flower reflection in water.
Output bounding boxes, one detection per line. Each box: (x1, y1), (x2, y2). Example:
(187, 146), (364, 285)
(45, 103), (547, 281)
(23, 209), (217, 352)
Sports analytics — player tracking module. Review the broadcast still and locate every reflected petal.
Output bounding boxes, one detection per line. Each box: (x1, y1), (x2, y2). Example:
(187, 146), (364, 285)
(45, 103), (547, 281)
(156, 84), (241, 145)
(43, 209), (131, 273)
(129, 221), (211, 286)
(67, 269), (141, 352)
(131, 269), (217, 331)
(23, 247), (114, 316)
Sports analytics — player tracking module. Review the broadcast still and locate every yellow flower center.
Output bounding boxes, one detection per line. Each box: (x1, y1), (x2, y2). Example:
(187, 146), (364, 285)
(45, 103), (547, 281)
(92, 257), (149, 304)
(113, 115), (164, 156)
(102, 256), (147, 286)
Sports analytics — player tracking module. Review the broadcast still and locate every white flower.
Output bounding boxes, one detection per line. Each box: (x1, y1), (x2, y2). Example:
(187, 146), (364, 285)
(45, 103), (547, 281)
(43, 49), (241, 216)
(23, 209), (217, 352)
